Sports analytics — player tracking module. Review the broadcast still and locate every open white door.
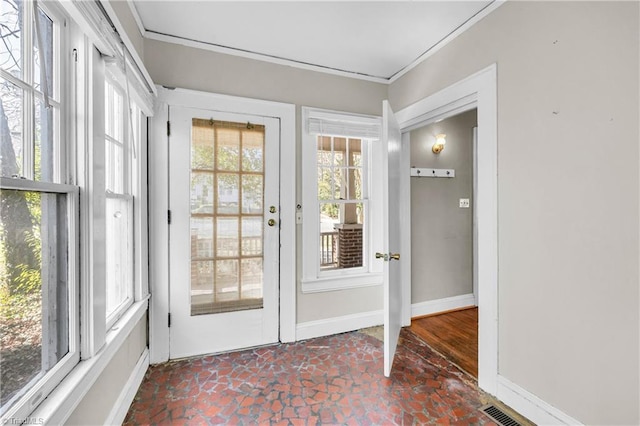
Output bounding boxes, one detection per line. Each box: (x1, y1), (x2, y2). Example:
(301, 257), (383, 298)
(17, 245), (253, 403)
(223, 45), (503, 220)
(381, 101), (403, 377)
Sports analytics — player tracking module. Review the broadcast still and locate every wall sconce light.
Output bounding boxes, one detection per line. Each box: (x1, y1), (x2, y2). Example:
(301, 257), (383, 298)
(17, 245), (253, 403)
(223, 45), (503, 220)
(432, 133), (446, 154)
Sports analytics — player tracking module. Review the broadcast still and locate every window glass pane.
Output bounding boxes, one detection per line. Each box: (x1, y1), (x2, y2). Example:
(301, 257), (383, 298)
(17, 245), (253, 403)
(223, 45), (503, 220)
(333, 137), (346, 166)
(317, 167), (331, 200)
(191, 172), (213, 214)
(192, 120), (215, 170)
(333, 167), (344, 200)
(105, 84), (113, 138)
(0, 189), (69, 412)
(319, 203), (339, 269)
(241, 175), (262, 214)
(33, 6), (53, 96)
(217, 173), (238, 214)
(105, 140), (123, 193)
(319, 202), (365, 270)
(241, 129), (263, 172)
(0, 0), (22, 79)
(348, 138), (361, 166)
(105, 196), (132, 318)
(190, 217), (213, 259)
(347, 169), (362, 200)
(0, 78), (23, 177)
(34, 97), (54, 182)
(216, 127), (239, 171)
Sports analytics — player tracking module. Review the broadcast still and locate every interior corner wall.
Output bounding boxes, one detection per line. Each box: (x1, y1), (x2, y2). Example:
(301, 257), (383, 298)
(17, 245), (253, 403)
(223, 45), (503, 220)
(410, 109), (477, 304)
(65, 316), (147, 425)
(390, 2), (639, 424)
(143, 38), (388, 323)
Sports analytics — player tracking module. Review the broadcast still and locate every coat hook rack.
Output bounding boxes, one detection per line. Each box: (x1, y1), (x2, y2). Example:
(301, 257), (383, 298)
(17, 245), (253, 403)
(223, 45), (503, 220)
(410, 167), (455, 178)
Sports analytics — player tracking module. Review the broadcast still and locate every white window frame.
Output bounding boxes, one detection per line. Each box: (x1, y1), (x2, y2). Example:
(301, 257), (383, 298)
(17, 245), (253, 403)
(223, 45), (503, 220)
(0, 1), (80, 421)
(301, 107), (383, 293)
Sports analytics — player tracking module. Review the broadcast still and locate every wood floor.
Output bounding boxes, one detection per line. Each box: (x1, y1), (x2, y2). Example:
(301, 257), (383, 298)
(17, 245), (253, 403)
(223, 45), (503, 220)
(409, 307), (478, 378)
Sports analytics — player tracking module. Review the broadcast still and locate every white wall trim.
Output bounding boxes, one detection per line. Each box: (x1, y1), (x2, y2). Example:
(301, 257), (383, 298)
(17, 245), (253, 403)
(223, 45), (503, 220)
(104, 348), (149, 426)
(388, 1), (505, 84)
(30, 300), (148, 424)
(395, 64), (498, 395)
(497, 376), (583, 426)
(296, 310), (383, 341)
(411, 294), (476, 318)
(126, 0), (146, 38)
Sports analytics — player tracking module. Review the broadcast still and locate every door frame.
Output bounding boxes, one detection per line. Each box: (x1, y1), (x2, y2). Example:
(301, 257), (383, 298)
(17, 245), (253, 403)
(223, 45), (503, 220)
(149, 87), (296, 363)
(395, 64), (498, 394)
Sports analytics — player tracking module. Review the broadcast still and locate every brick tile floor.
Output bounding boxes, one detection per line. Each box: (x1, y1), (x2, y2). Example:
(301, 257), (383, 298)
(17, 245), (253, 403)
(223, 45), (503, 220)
(124, 328), (499, 425)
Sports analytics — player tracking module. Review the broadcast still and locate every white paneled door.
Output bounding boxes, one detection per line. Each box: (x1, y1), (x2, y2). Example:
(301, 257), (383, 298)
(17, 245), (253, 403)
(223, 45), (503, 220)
(168, 105), (280, 359)
(381, 101), (403, 377)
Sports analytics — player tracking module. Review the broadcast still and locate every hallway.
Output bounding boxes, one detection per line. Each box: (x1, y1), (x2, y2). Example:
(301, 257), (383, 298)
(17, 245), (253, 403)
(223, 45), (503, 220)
(124, 329), (497, 424)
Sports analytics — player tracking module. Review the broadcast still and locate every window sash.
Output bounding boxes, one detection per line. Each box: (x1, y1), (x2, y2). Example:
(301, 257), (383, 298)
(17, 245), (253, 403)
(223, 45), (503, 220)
(0, 177), (80, 421)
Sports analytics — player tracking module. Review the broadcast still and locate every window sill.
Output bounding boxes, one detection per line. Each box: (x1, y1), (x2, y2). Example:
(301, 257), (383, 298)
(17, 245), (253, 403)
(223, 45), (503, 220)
(29, 297), (149, 424)
(301, 273), (383, 293)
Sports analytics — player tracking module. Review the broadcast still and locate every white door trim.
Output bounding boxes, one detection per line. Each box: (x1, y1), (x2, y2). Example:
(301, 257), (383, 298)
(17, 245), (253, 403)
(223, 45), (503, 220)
(149, 87), (296, 363)
(395, 64), (498, 395)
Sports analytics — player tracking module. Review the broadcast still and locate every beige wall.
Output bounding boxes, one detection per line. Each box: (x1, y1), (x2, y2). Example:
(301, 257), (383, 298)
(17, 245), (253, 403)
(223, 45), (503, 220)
(66, 317), (147, 425)
(410, 109), (476, 303)
(143, 39), (388, 323)
(390, 2), (639, 424)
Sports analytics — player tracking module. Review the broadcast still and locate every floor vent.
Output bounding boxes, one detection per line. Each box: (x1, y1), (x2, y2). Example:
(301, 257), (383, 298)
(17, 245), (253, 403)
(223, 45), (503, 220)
(481, 404), (522, 426)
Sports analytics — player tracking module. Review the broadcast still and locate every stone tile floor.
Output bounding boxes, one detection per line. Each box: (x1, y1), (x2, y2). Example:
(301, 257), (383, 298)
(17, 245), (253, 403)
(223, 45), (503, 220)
(124, 329), (504, 425)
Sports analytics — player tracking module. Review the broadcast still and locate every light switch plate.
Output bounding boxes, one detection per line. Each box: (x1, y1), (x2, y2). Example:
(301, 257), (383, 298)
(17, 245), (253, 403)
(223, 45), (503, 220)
(459, 198), (470, 208)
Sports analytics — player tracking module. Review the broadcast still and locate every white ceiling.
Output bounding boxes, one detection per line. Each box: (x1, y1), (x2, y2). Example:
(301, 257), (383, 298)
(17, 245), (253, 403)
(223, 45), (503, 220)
(132, 1), (496, 82)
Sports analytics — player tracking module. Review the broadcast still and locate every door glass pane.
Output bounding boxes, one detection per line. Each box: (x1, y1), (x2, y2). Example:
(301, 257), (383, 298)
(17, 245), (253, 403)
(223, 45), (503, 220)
(190, 119), (266, 315)
(191, 173), (213, 214)
(241, 175), (262, 214)
(0, 189), (69, 412)
(216, 217), (238, 257)
(217, 174), (239, 214)
(241, 130), (263, 172)
(191, 217), (213, 258)
(192, 120), (215, 170)
(241, 217), (262, 256)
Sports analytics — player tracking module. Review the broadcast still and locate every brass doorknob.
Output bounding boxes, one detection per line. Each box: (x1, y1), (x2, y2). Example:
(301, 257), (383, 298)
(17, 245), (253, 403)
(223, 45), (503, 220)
(268, 219), (276, 227)
(375, 252), (388, 261)
(389, 253), (400, 261)
(269, 206), (277, 213)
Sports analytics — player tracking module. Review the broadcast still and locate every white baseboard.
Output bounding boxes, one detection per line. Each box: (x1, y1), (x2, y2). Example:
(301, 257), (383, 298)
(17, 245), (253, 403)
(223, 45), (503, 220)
(296, 310), (383, 341)
(105, 348), (149, 426)
(496, 375), (582, 425)
(411, 293), (476, 318)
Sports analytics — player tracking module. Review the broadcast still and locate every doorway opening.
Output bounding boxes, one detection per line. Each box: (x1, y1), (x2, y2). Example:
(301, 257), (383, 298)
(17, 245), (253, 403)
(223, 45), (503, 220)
(406, 108), (478, 377)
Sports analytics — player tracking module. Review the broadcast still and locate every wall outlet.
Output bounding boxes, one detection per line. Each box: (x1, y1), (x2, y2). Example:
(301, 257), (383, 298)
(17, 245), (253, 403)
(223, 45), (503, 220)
(459, 198), (470, 208)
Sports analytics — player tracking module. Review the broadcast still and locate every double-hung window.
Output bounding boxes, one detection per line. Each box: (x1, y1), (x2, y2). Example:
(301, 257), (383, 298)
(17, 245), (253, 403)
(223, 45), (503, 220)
(104, 76), (134, 327)
(301, 107), (383, 292)
(0, 0), (79, 420)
